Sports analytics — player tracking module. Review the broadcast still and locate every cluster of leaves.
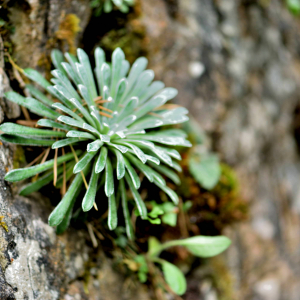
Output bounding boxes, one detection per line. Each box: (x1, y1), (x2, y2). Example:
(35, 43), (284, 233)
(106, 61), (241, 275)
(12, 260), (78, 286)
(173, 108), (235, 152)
(2, 47), (191, 236)
(90, 0), (135, 16)
(132, 235), (231, 296)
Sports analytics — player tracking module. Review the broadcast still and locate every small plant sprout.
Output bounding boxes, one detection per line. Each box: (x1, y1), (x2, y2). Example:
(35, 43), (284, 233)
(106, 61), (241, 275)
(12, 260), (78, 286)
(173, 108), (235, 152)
(2, 47), (191, 235)
(137, 235), (231, 296)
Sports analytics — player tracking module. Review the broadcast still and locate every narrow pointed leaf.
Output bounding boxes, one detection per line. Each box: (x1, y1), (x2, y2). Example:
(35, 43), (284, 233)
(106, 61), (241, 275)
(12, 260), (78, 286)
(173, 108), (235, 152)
(52, 138), (87, 149)
(26, 84), (54, 106)
(124, 172), (147, 219)
(108, 193), (118, 230)
(74, 151), (97, 173)
(82, 162), (100, 212)
(123, 156), (140, 189)
(23, 68), (51, 89)
(120, 179), (134, 240)
(37, 119), (73, 131)
(104, 156), (114, 197)
(5, 150), (81, 182)
(95, 146), (108, 173)
(0, 134), (54, 146)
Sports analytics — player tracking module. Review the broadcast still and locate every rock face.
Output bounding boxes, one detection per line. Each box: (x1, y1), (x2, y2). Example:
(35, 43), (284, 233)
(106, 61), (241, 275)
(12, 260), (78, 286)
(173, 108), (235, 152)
(2, 0), (300, 299)
(139, 0), (300, 299)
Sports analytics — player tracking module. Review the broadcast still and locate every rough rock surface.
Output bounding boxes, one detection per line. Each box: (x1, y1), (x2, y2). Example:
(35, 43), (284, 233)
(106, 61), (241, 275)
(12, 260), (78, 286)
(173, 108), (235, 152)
(139, 0), (300, 299)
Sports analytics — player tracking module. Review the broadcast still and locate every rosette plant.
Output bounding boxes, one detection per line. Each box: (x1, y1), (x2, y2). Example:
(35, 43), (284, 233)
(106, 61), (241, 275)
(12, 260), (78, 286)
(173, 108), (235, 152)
(1, 47), (191, 236)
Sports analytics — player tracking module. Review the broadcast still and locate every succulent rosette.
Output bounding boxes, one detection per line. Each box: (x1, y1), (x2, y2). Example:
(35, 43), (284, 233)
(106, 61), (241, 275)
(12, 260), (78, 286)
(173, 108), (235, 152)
(1, 47), (191, 236)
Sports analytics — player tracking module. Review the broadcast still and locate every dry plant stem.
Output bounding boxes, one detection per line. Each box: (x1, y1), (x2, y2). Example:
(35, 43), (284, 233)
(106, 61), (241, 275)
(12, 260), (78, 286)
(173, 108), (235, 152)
(178, 198), (189, 237)
(33, 147), (50, 181)
(16, 120), (37, 127)
(61, 147), (66, 195)
(87, 222), (98, 248)
(91, 224), (104, 240)
(98, 105), (113, 113)
(53, 147), (58, 186)
(5, 53), (31, 121)
(26, 149), (47, 168)
(70, 145), (88, 189)
(99, 111), (113, 118)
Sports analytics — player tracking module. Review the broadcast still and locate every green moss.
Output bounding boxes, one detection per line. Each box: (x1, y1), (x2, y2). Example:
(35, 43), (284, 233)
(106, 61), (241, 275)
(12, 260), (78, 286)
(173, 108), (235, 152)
(13, 146), (25, 169)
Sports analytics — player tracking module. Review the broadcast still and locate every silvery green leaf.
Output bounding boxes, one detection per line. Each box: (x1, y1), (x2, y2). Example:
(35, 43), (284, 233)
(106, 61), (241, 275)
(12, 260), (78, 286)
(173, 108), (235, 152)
(129, 116), (164, 131)
(100, 134), (110, 142)
(151, 147), (173, 166)
(154, 179), (179, 205)
(124, 57), (148, 100)
(90, 106), (103, 132)
(52, 138), (87, 149)
(118, 142), (147, 164)
(0, 123), (66, 138)
(127, 70), (154, 99)
(87, 140), (103, 152)
(120, 179), (134, 240)
(105, 156), (114, 197)
(110, 48), (125, 98)
(23, 68), (51, 89)
(144, 155), (160, 165)
(149, 162), (180, 185)
(25, 84), (54, 106)
(52, 103), (84, 122)
(170, 161), (182, 172)
(160, 260), (186, 296)
(112, 149), (126, 179)
(134, 95), (166, 119)
(82, 161), (100, 212)
(51, 69), (80, 100)
(95, 146), (108, 173)
(153, 128), (187, 138)
(58, 116), (84, 128)
(61, 62), (82, 86)
(123, 156), (140, 189)
(69, 98), (96, 126)
(155, 146), (181, 160)
(66, 131), (96, 140)
(78, 84), (95, 108)
(115, 115), (136, 131)
(52, 138), (88, 149)
(107, 143), (129, 153)
(0, 134), (55, 147)
(148, 168), (166, 186)
(115, 97), (138, 120)
(65, 52), (79, 65)
(48, 166), (89, 226)
(124, 172), (147, 219)
(74, 151), (97, 173)
(51, 49), (67, 76)
(121, 60), (130, 77)
(129, 134), (192, 147)
(5, 92), (60, 120)
(108, 193), (118, 230)
(5, 150), (80, 182)
(52, 85), (76, 109)
(37, 119), (73, 131)
(99, 63), (111, 97)
(125, 153), (153, 182)
(139, 81), (165, 105)
(155, 87), (178, 101)
(77, 48), (98, 99)
(95, 47), (105, 71)
(114, 78), (128, 109)
(47, 86), (70, 108)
